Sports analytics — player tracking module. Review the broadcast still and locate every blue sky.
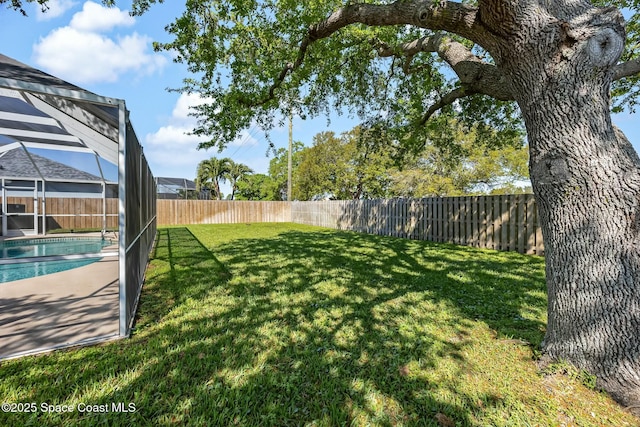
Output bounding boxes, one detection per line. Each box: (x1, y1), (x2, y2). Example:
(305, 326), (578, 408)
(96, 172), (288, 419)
(1, 1), (638, 195)
(0, 1), (359, 193)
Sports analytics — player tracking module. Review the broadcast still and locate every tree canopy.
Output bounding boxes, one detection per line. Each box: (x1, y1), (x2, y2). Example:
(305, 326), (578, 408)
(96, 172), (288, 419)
(292, 122), (528, 200)
(131, 0), (638, 153)
(234, 173), (278, 200)
(294, 129), (393, 200)
(9, 0), (639, 150)
(225, 160), (254, 200)
(195, 157), (253, 200)
(195, 157), (231, 200)
(268, 141), (305, 200)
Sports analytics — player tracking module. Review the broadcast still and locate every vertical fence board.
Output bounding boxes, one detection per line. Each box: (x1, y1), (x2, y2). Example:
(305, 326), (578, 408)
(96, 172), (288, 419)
(508, 195), (517, 252)
(534, 199), (544, 255)
(443, 198), (449, 243)
(478, 196), (490, 248)
(492, 196), (500, 250)
(438, 198), (444, 243)
(517, 194), (526, 254)
(526, 195), (537, 255)
(483, 196), (491, 250)
(466, 197), (472, 247)
(452, 198), (458, 245)
(500, 196), (508, 251)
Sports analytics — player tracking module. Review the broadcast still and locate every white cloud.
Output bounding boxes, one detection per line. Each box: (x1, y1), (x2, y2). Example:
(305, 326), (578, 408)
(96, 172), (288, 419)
(146, 93), (212, 150)
(34, 28), (165, 83)
(35, 0), (77, 21)
(70, 1), (134, 32)
(145, 93), (212, 177)
(171, 92), (213, 122)
(32, 1), (166, 84)
(146, 124), (207, 147)
(145, 93), (262, 179)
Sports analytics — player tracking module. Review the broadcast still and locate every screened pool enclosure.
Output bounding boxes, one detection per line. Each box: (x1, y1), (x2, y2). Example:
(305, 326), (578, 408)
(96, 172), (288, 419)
(156, 176), (206, 199)
(0, 54), (157, 359)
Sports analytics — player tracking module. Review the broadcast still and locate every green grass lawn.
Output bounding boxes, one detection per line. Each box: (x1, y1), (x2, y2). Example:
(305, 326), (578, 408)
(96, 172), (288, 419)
(0, 223), (636, 426)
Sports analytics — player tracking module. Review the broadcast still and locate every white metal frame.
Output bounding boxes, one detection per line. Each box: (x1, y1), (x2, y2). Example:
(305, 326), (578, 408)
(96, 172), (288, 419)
(0, 59), (156, 355)
(0, 88), (116, 237)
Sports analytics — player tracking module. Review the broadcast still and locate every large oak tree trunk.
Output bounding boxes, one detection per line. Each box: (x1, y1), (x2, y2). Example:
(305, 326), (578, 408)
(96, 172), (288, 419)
(489, 2), (640, 409)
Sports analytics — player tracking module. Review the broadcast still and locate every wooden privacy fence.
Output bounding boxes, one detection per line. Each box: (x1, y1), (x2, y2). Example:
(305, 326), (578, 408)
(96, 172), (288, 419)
(156, 195), (544, 255)
(45, 198), (118, 230)
(1, 197), (118, 231)
(1, 196), (543, 254)
(291, 195), (544, 255)
(157, 200), (291, 225)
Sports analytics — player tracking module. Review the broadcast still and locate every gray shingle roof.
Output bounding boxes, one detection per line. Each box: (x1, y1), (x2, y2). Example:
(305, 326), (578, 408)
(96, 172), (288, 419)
(156, 177), (197, 190)
(0, 147), (101, 181)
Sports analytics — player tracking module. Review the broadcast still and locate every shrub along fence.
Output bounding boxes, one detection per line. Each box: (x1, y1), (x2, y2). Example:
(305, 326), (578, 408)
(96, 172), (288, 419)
(156, 194), (544, 255)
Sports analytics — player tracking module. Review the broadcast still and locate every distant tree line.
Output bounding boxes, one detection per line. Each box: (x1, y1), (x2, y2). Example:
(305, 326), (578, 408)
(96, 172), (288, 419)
(196, 121), (529, 201)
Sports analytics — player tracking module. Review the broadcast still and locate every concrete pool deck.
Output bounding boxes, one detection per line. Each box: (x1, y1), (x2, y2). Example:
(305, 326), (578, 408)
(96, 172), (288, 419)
(0, 234), (120, 359)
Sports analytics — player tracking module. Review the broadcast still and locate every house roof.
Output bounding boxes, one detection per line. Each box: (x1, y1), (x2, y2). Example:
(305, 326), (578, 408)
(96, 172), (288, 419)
(0, 147), (102, 182)
(156, 177), (197, 190)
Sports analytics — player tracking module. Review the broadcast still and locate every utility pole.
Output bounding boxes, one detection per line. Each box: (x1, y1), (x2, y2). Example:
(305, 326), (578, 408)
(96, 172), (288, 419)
(287, 110), (292, 201)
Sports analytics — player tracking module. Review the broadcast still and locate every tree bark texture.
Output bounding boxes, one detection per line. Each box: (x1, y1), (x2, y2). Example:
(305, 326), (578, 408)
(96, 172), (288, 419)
(481, 0), (640, 409)
(285, 0), (640, 408)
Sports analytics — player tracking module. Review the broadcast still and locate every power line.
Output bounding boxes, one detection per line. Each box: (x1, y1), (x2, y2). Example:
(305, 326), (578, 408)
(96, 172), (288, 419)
(228, 123), (261, 159)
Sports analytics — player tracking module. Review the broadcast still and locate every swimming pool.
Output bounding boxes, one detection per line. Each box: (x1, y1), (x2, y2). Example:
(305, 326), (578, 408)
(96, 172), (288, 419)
(0, 237), (115, 283)
(0, 237), (112, 259)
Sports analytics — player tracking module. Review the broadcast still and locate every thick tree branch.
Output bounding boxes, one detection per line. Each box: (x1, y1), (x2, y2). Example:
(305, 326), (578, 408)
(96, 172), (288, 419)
(244, 0), (496, 107)
(375, 34), (516, 123)
(614, 59), (640, 81)
(476, 0), (519, 38)
(308, 0), (488, 45)
(377, 34), (513, 102)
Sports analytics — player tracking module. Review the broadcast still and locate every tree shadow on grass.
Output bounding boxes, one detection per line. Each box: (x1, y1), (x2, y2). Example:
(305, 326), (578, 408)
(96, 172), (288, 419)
(145, 225), (546, 425)
(136, 227), (231, 326)
(0, 225), (551, 427)
(211, 226), (546, 343)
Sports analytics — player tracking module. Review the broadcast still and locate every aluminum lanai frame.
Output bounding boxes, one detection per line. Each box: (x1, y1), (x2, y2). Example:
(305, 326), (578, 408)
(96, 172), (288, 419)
(0, 138), (116, 236)
(0, 54), (156, 350)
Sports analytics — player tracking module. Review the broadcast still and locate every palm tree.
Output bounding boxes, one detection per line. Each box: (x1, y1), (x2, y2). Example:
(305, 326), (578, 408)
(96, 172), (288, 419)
(196, 157), (231, 200)
(225, 160), (254, 200)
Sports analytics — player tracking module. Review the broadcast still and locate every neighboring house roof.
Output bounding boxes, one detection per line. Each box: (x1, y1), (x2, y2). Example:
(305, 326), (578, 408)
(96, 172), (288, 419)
(0, 147), (102, 182)
(155, 177), (208, 199)
(156, 177), (197, 191)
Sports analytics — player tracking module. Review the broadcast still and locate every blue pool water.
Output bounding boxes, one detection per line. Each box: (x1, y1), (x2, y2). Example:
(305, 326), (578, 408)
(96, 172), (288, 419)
(0, 258), (101, 283)
(0, 237), (114, 283)
(0, 238), (111, 259)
